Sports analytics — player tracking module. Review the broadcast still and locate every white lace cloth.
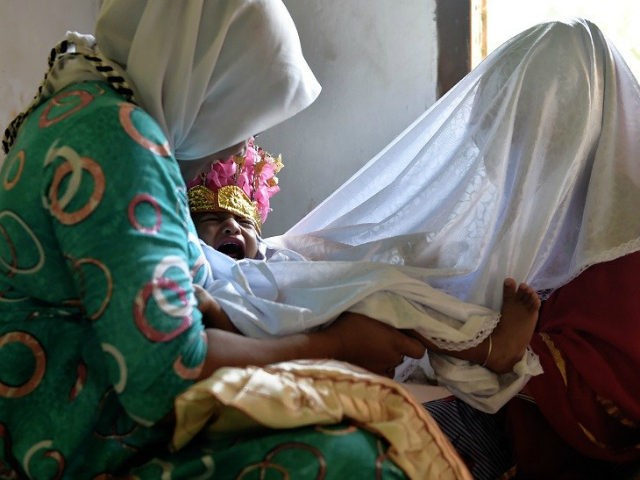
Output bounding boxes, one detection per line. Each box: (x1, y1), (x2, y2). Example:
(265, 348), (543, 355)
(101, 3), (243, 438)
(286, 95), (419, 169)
(204, 18), (640, 413)
(203, 241), (540, 413)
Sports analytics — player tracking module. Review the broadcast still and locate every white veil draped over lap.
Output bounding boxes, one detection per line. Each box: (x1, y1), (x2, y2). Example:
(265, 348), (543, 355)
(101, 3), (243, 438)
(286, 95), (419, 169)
(207, 18), (640, 411)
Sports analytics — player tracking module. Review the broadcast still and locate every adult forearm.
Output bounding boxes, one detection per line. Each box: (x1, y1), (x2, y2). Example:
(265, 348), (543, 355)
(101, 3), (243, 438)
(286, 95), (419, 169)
(197, 312), (427, 380)
(197, 328), (337, 380)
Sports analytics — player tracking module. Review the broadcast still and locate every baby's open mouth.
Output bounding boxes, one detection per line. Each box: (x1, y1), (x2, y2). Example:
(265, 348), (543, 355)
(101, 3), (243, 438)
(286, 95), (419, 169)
(216, 240), (246, 259)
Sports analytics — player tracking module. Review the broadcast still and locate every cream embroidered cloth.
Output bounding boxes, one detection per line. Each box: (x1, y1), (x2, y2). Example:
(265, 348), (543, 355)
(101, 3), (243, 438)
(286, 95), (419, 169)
(173, 359), (472, 480)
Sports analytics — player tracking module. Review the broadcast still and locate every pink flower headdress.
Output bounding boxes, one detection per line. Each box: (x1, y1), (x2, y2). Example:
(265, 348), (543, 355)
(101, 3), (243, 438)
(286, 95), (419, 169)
(187, 138), (283, 233)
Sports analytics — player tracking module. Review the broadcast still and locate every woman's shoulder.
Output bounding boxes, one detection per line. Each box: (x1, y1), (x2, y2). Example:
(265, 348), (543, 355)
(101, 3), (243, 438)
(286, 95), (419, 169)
(42, 80), (132, 113)
(42, 81), (149, 124)
(33, 80), (171, 157)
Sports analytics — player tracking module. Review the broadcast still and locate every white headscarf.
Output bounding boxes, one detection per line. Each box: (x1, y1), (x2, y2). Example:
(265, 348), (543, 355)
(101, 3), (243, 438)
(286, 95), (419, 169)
(94, 0), (320, 161)
(196, 18), (640, 412)
(271, 18), (640, 310)
(3, 1), (319, 162)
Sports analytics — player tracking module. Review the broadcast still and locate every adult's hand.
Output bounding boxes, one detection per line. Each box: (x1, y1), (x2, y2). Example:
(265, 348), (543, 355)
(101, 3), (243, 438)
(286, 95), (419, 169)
(196, 310), (426, 381)
(319, 312), (426, 377)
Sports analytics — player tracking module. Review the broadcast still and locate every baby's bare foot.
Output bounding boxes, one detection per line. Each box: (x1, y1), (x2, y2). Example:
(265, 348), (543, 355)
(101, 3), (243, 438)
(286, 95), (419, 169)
(484, 278), (540, 374)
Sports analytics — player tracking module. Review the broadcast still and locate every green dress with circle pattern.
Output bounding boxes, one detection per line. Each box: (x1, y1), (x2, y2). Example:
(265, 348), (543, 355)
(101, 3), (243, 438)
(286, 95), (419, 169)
(0, 81), (406, 479)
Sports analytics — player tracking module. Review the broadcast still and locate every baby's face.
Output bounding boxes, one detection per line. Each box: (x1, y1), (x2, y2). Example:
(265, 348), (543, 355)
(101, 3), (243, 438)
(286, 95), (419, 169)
(193, 211), (259, 260)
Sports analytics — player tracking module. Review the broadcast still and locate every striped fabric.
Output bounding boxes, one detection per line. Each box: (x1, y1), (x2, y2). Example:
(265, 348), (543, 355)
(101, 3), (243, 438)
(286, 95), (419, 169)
(424, 397), (514, 480)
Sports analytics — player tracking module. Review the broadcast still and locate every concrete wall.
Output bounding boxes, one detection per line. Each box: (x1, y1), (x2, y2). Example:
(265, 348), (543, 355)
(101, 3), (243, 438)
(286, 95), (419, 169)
(0, 0), (438, 237)
(264, 0), (438, 236)
(0, 0), (101, 132)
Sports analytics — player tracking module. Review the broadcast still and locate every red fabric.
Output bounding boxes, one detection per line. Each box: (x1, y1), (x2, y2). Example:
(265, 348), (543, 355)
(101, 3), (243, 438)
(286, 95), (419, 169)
(505, 397), (589, 478)
(526, 251), (640, 462)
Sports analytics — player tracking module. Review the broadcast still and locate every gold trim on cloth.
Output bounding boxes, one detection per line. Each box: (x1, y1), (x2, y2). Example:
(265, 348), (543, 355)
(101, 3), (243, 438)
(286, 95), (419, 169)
(597, 395), (639, 428)
(538, 334), (640, 455)
(538, 333), (567, 385)
(173, 359), (472, 480)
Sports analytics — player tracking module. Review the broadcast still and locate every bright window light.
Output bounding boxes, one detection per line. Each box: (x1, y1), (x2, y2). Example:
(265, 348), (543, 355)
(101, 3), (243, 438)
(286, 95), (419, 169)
(473, 0), (640, 80)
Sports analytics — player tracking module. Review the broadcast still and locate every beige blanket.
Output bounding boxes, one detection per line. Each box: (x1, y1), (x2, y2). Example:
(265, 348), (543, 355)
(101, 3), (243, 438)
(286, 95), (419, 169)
(173, 359), (471, 480)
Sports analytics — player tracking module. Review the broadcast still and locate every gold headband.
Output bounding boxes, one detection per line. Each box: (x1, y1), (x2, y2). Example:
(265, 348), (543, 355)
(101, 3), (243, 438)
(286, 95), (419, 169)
(188, 184), (262, 233)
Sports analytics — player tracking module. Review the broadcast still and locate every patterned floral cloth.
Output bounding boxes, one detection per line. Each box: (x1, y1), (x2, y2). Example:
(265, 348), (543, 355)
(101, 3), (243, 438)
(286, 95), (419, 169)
(0, 82), (422, 479)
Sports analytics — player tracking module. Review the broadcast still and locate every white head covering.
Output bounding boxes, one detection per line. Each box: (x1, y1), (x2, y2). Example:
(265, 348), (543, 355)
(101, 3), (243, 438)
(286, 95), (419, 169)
(94, 0), (320, 161)
(271, 18), (640, 309)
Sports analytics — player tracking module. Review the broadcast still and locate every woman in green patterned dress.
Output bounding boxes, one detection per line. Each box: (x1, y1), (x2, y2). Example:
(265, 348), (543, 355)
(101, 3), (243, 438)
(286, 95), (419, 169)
(0, 1), (432, 478)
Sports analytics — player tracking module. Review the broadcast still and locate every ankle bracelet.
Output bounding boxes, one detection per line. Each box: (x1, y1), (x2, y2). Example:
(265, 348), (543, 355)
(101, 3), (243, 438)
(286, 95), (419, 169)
(481, 335), (493, 367)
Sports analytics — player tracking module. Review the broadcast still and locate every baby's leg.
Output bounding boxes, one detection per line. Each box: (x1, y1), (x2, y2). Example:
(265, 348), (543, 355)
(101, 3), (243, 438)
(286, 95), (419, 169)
(407, 279), (539, 373)
(484, 278), (540, 374)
